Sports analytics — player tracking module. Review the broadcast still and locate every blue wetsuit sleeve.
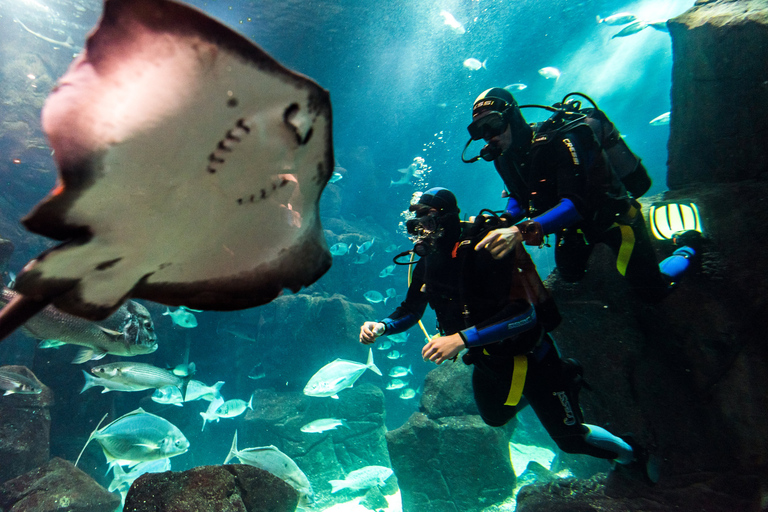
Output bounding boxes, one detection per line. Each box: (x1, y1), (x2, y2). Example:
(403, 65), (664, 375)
(504, 196), (526, 223)
(460, 303), (538, 347)
(379, 260), (428, 335)
(531, 197), (583, 235)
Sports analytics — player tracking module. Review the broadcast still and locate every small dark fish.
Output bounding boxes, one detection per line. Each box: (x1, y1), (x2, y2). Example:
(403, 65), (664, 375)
(0, 287), (157, 363)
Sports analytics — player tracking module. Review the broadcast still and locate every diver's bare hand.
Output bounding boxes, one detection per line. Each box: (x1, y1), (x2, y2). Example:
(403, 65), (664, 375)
(475, 226), (521, 260)
(359, 322), (385, 345)
(422, 333), (465, 365)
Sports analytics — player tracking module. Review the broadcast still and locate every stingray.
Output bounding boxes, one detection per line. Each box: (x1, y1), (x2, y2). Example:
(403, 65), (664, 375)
(0, 0), (333, 341)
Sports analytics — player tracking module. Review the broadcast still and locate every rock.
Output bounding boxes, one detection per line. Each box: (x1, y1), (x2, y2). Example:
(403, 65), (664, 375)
(515, 471), (762, 512)
(386, 412), (515, 512)
(667, 0), (768, 188)
(123, 464), (297, 512)
(241, 383), (391, 510)
(0, 365), (54, 484)
(419, 359), (478, 419)
(0, 457), (119, 512)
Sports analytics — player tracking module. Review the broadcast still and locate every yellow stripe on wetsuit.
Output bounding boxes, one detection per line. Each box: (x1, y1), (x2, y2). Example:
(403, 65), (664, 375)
(505, 355), (528, 406)
(614, 205), (638, 276)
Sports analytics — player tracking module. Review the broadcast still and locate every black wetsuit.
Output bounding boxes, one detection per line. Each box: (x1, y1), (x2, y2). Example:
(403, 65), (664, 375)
(498, 122), (671, 302)
(380, 228), (620, 460)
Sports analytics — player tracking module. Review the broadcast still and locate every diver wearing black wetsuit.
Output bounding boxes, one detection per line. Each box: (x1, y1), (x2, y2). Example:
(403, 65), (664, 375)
(360, 187), (646, 467)
(465, 87), (702, 303)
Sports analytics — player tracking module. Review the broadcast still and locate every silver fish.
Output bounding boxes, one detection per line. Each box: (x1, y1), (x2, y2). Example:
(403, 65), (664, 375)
(329, 465), (394, 493)
(0, 369), (43, 395)
(151, 385), (185, 406)
(388, 365), (412, 378)
(364, 290), (384, 304)
(356, 237), (375, 254)
(201, 396), (225, 431)
(224, 431), (314, 506)
(0, 287), (157, 364)
(109, 458), (171, 494)
(611, 20), (649, 39)
(385, 378), (408, 390)
(303, 347), (382, 398)
(76, 408), (189, 467)
(596, 12), (637, 25)
(400, 388), (418, 400)
(163, 307), (197, 328)
(185, 380), (224, 402)
(215, 397), (253, 418)
(91, 362), (183, 391)
(463, 58), (486, 71)
(300, 418), (348, 433)
(330, 243), (353, 256)
(390, 157), (424, 187)
(81, 370), (150, 394)
(649, 112), (670, 126)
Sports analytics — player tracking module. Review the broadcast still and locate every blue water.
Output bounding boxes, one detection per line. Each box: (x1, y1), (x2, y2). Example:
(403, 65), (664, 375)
(0, 0), (695, 507)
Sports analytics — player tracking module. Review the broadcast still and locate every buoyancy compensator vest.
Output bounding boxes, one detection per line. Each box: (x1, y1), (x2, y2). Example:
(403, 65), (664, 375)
(524, 92), (651, 199)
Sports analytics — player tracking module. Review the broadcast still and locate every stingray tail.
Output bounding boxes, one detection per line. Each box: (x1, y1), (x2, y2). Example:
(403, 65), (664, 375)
(0, 292), (51, 343)
(75, 412), (109, 467)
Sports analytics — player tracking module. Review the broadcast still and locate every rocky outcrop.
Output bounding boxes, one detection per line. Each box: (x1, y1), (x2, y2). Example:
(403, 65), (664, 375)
(386, 362), (516, 512)
(667, 0), (768, 188)
(241, 383), (392, 510)
(0, 365), (53, 484)
(123, 464), (297, 512)
(0, 457), (119, 512)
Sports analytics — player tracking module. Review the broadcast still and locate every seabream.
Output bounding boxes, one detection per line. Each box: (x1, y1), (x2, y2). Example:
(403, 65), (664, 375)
(303, 347), (382, 398)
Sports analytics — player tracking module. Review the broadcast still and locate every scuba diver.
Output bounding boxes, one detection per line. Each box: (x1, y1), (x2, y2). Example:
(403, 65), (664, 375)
(462, 87), (704, 303)
(359, 187), (657, 482)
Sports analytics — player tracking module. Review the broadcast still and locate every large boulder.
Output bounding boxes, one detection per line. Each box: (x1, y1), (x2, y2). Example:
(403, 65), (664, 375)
(0, 457), (119, 512)
(240, 383), (392, 509)
(123, 464), (297, 512)
(667, 0), (768, 188)
(0, 365), (54, 484)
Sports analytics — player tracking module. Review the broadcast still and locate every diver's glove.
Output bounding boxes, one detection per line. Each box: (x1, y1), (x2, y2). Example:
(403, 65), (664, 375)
(360, 321), (385, 345)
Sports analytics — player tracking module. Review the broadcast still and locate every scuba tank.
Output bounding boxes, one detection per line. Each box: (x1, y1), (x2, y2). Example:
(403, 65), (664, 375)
(524, 92), (652, 199)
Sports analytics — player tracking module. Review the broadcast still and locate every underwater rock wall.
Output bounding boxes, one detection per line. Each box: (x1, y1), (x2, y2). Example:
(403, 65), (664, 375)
(667, 0), (768, 188)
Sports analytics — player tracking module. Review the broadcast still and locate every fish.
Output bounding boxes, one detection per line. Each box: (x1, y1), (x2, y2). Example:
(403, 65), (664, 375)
(383, 244), (400, 253)
(439, 10), (466, 35)
(109, 458), (171, 502)
(81, 370), (152, 394)
(379, 264), (395, 278)
(151, 385), (185, 406)
(364, 291), (384, 304)
(463, 58), (487, 71)
(248, 363), (266, 380)
(390, 157), (425, 186)
(356, 237), (375, 254)
(13, 17), (81, 52)
(171, 361), (196, 377)
(388, 365), (412, 378)
(504, 83), (527, 91)
(91, 362), (183, 391)
(384, 288), (397, 304)
(387, 332), (409, 344)
(0, 0), (334, 344)
(329, 172), (343, 184)
(300, 418), (348, 433)
(611, 20), (649, 39)
(386, 350), (404, 360)
(650, 112), (671, 126)
(224, 431), (314, 506)
(400, 388), (418, 400)
(353, 254), (373, 265)
(75, 408), (189, 468)
(0, 287), (157, 364)
(303, 347), (382, 398)
(185, 380), (225, 402)
(163, 307), (198, 328)
(330, 243), (353, 256)
(0, 369), (43, 395)
(215, 397), (253, 418)
(648, 19), (669, 32)
(37, 339), (67, 349)
(216, 321), (257, 342)
(538, 67), (561, 81)
(329, 465), (394, 493)
(376, 340), (392, 351)
(385, 379), (408, 390)
(201, 396), (225, 431)
(596, 12), (638, 25)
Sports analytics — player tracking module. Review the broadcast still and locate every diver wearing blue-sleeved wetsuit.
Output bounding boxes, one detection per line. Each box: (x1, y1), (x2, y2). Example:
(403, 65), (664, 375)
(360, 187), (653, 473)
(467, 87), (702, 303)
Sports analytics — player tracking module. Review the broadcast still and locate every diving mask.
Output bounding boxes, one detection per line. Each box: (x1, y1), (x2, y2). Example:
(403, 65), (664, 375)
(467, 111), (507, 141)
(406, 205), (444, 256)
